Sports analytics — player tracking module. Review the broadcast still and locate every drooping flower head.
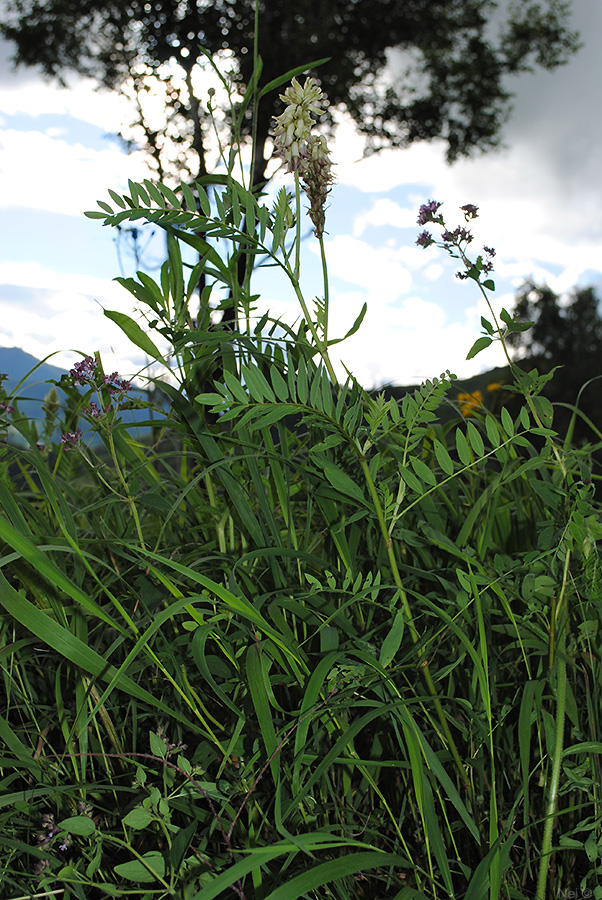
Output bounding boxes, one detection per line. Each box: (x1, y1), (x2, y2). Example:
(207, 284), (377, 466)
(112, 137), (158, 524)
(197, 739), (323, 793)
(271, 77), (334, 238)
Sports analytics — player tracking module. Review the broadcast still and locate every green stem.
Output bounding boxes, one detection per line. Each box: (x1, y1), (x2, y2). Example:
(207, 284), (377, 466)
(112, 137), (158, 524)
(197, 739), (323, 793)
(467, 258), (567, 480)
(106, 430), (147, 550)
(290, 173), (338, 386)
(359, 454), (473, 797)
(318, 232), (330, 345)
(536, 549), (571, 900)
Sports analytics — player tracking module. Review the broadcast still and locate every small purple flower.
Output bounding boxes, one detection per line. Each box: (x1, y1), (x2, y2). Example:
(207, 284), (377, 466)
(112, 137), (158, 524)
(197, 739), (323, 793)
(460, 203), (479, 219)
(483, 245), (496, 258)
(102, 373), (132, 395)
(77, 800), (94, 817)
(70, 356), (97, 386)
(0, 400), (15, 414)
(34, 858), (51, 876)
(58, 834), (72, 852)
(442, 226), (473, 245)
(416, 230), (435, 248)
(82, 401), (112, 418)
(417, 200), (442, 226)
(61, 428), (83, 448)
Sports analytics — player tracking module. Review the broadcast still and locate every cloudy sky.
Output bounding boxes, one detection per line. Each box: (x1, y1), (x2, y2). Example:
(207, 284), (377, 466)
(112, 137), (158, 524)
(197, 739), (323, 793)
(0, 0), (600, 390)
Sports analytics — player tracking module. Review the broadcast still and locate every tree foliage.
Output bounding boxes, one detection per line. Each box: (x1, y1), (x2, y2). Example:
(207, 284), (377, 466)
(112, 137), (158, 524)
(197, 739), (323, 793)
(509, 279), (602, 447)
(1, 0), (581, 184)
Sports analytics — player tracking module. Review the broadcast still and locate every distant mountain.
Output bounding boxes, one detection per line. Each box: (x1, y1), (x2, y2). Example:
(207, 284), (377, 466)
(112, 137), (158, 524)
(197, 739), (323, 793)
(0, 347), (71, 405)
(0, 346), (164, 443)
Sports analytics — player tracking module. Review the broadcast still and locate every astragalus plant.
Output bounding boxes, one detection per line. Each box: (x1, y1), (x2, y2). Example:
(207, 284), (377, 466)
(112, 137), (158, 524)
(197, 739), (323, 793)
(1, 55), (601, 900)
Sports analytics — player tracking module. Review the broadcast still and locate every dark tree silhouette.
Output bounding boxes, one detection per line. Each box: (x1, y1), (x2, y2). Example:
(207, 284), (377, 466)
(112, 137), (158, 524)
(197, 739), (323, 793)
(509, 280), (602, 447)
(1, 0), (581, 187)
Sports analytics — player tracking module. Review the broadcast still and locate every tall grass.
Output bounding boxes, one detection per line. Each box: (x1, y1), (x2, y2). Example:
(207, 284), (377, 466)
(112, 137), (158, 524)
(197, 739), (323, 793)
(1, 52), (602, 900)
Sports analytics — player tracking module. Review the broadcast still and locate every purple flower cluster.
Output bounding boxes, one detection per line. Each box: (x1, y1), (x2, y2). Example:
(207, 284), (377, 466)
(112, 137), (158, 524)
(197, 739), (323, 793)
(417, 200), (443, 226)
(60, 428), (83, 448)
(0, 399), (15, 415)
(34, 812), (73, 873)
(69, 356), (133, 396)
(460, 204), (479, 219)
(82, 401), (112, 418)
(441, 226), (474, 246)
(36, 813), (58, 847)
(103, 373), (132, 395)
(415, 200), (496, 279)
(69, 356), (98, 386)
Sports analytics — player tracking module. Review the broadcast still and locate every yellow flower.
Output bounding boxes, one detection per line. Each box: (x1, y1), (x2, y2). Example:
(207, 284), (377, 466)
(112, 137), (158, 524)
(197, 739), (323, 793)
(486, 382), (503, 392)
(457, 390), (483, 417)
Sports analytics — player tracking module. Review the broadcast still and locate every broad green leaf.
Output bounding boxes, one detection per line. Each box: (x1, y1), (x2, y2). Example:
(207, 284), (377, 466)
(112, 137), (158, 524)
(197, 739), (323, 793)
(58, 816), (96, 836)
(258, 57), (330, 99)
(485, 414), (500, 448)
(158, 181), (182, 208)
(466, 420), (485, 456)
(466, 336), (492, 360)
(321, 461), (366, 503)
(103, 309), (166, 363)
(379, 610), (405, 667)
(241, 363), (275, 403)
(180, 180), (197, 211)
(114, 851), (165, 883)
(123, 808), (154, 830)
(500, 406), (514, 436)
(455, 428), (471, 466)
(247, 644), (279, 782)
(433, 439), (454, 476)
(270, 365), (289, 402)
(108, 188), (126, 209)
(149, 731), (167, 759)
(399, 465), (423, 494)
(223, 369), (249, 404)
(410, 457), (437, 487)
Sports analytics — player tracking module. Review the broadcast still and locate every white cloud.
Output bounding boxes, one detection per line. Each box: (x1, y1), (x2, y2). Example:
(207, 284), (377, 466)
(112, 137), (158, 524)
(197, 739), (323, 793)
(326, 289), (507, 388)
(0, 56), (132, 131)
(0, 128), (148, 215)
(0, 262), (161, 378)
(353, 197), (416, 237)
(323, 235), (414, 297)
(330, 0), (602, 289)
